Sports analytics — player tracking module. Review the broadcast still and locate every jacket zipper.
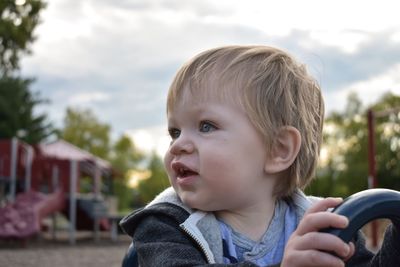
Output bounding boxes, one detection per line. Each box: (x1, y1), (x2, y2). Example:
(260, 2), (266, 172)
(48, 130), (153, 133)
(180, 224), (214, 263)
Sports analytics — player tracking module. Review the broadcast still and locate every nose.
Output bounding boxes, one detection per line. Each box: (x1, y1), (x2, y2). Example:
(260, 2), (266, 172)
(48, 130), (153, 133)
(169, 133), (195, 155)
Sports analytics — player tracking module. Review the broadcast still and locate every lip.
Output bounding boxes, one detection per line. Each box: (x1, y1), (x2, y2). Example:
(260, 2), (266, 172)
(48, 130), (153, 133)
(176, 175), (198, 187)
(171, 161), (198, 187)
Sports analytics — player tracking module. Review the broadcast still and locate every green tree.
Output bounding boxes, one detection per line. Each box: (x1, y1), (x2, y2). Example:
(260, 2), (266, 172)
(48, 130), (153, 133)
(61, 107), (111, 159)
(0, 0), (46, 75)
(137, 153), (169, 204)
(0, 76), (53, 143)
(60, 109), (147, 211)
(373, 93), (400, 189)
(110, 134), (143, 174)
(0, 0), (49, 144)
(307, 92), (400, 197)
(109, 134), (144, 211)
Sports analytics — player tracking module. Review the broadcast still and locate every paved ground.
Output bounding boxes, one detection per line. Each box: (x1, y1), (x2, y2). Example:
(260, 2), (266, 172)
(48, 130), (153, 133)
(0, 232), (132, 267)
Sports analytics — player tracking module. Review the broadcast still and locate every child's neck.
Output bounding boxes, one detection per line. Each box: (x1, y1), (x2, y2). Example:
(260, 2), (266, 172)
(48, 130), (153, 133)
(215, 197), (277, 242)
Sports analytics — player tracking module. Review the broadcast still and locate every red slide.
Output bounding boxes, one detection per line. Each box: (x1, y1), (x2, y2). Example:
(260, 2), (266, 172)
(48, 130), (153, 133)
(0, 189), (65, 239)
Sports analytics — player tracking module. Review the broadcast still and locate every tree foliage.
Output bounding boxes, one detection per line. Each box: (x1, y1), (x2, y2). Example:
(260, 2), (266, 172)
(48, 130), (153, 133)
(0, 0), (50, 144)
(0, 0), (46, 75)
(109, 134), (143, 175)
(137, 153), (169, 204)
(373, 93), (400, 190)
(109, 134), (144, 211)
(59, 108), (147, 210)
(307, 92), (400, 197)
(0, 76), (53, 143)
(61, 107), (111, 159)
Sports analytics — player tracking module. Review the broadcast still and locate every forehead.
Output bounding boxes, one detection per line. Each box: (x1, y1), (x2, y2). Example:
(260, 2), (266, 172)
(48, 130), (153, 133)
(168, 80), (243, 113)
(167, 67), (249, 113)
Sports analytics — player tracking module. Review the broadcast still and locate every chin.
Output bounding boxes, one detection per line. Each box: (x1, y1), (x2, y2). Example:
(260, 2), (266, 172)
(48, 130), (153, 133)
(178, 193), (201, 210)
(184, 198), (217, 212)
(180, 195), (197, 208)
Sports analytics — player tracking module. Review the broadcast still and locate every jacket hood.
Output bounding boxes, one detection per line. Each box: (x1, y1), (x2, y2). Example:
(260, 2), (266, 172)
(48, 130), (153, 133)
(119, 187), (191, 237)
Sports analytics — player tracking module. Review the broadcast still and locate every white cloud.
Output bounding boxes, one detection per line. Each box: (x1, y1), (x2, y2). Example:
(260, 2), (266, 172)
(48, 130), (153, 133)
(349, 64), (400, 106)
(126, 125), (170, 157)
(309, 30), (370, 54)
(19, 0), (400, 151)
(326, 63), (400, 113)
(391, 31), (400, 43)
(68, 92), (109, 105)
(204, 0), (400, 37)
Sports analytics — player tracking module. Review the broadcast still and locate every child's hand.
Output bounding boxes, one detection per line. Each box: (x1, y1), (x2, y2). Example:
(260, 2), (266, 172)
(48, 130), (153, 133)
(281, 198), (355, 267)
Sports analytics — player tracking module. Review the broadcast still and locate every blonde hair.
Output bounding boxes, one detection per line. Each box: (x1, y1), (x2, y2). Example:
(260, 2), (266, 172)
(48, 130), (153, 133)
(166, 45), (324, 198)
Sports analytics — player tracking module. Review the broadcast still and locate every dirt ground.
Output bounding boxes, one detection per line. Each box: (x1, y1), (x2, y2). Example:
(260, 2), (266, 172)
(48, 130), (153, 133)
(0, 231), (132, 267)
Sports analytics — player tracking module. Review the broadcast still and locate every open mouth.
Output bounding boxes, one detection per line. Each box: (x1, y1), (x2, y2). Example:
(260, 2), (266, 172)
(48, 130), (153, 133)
(172, 162), (198, 178)
(177, 167), (197, 178)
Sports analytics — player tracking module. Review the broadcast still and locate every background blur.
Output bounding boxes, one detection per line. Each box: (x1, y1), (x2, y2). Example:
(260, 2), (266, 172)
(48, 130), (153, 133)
(20, 0), (400, 154)
(0, 1), (399, 262)
(2, 0), (400, 209)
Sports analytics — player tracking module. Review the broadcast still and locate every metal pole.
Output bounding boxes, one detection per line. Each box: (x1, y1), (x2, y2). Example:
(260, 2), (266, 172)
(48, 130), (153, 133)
(93, 163), (101, 242)
(69, 160), (78, 245)
(0, 156), (5, 200)
(367, 109), (378, 248)
(51, 165), (60, 240)
(94, 163), (101, 200)
(24, 146), (33, 192)
(52, 165), (59, 191)
(9, 138), (18, 202)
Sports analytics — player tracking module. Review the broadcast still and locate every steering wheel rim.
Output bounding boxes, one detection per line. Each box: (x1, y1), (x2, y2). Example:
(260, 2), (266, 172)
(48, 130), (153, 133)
(320, 188), (400, 243)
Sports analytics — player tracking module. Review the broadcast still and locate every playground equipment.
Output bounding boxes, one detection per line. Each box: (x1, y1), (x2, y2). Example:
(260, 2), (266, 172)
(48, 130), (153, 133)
(322, 188), (400, 242)
(0, 138), (33, 202)
(0, 189), (65, 239)
(0, 138), (115, 244)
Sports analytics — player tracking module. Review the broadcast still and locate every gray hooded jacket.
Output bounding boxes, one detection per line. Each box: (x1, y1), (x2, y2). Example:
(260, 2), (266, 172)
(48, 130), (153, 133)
(120, 187), (400, 266)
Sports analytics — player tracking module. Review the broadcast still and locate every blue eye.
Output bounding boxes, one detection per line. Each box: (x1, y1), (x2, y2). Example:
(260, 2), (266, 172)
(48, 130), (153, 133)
(168, 128), (181, 139)
(199, 121), (216, 133)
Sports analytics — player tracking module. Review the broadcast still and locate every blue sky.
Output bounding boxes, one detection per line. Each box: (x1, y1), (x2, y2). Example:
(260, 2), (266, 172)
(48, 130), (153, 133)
(20, 0), (400, 154)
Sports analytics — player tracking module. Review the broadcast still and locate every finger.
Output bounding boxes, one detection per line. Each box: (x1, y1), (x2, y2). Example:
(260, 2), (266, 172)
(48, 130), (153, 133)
(294, 232), (351, 258)
(305, 197), (343, 215)
(296, 212), (349, 235)
(284, 249), (345, 267)
(343, 242), (356, 261)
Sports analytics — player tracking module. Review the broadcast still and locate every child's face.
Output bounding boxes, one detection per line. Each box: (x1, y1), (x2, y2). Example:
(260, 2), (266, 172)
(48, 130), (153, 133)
(164, 90), (276, 212)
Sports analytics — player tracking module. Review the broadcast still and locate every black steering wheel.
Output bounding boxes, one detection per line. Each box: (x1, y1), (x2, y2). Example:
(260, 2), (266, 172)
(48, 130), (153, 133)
(321, 188), (400, 242)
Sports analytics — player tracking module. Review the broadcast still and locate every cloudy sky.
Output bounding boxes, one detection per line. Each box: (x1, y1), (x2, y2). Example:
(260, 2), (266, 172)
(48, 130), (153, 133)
(20, 0), (400, 155)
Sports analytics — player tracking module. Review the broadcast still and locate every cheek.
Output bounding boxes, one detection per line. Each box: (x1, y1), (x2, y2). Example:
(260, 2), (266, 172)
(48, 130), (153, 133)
(202, 143), (265, 182)
(201, 149), (244, 183)
(163, 152), (173, 176)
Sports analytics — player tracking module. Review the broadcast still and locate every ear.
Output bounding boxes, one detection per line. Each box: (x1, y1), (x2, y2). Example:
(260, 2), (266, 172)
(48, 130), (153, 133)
(264, 126), (301, 174)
